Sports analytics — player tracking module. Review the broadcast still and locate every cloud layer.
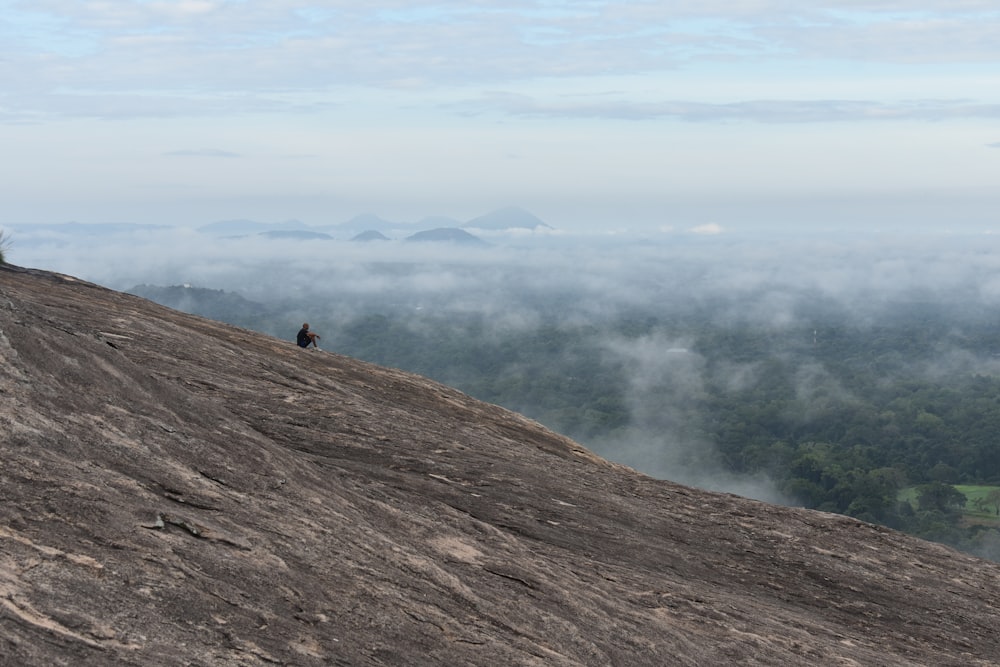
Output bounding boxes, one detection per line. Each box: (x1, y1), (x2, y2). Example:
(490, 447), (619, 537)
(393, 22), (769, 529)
(4, 3), (999, 119)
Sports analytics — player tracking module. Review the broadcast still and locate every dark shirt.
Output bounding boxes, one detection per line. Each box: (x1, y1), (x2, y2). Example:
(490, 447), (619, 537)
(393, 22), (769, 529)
(297, 328), (311, 347)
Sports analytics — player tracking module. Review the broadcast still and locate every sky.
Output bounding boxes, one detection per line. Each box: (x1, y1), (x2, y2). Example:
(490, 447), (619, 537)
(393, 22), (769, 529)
(2, 1), (999, 232)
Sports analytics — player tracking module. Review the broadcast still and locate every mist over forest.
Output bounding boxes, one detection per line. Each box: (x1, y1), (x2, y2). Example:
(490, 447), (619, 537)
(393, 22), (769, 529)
(10, 220), (1000, 558)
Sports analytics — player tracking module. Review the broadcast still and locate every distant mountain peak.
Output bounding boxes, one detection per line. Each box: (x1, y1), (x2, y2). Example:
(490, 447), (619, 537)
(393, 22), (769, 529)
(404, 227), (487, 245)
(323, 213), (402, 237)
(351, 229), (391, 242)
(464, 206), (552, 231)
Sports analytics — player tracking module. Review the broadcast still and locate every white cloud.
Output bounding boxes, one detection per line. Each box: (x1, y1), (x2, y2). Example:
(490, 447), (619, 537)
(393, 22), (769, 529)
(4, 3), (998, 116)
(5, 2), (999, 98)
(690, 223), (723, 235)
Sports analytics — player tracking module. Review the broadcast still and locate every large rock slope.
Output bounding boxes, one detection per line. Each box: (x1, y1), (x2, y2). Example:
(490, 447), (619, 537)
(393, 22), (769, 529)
(2, 263), (1000, 666)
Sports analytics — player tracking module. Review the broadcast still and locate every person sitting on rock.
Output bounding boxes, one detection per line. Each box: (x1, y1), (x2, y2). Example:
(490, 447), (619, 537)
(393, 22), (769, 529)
(296, 323), (321, 348)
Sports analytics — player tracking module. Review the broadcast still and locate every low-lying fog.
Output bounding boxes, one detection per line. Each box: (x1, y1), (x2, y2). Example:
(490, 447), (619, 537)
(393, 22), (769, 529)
(9, 222), (1000, 503)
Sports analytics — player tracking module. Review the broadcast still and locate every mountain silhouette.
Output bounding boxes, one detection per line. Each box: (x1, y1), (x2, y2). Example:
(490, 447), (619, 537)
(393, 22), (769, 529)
(3, 262), (1000, 666)
(404, 227), (487, 245)
(464, 206), (552, 231)
(328, 213), (398, 236)
(351, 229), (391, 242)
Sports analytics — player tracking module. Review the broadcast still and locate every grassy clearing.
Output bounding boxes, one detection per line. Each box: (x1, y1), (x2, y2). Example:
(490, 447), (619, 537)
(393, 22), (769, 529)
(900, 484), (1000, 526)
(957, 485), (1000, 524)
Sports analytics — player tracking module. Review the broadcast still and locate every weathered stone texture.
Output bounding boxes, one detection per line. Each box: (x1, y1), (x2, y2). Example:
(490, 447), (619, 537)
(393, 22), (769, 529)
(2, 263), (1000, 666)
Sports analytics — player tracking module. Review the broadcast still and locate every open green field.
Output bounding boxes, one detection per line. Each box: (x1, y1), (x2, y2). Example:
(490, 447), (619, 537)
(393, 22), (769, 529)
(900, 485), (1000, 526)
(957, 486), (1000, 525)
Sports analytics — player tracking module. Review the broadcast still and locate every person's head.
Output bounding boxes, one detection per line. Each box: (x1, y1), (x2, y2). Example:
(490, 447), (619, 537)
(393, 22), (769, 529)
(302, 323), (309, 329)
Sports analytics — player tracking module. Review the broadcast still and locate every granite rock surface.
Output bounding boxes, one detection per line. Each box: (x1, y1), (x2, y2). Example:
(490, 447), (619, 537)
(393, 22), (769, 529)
(2, 264), (1000, 666)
